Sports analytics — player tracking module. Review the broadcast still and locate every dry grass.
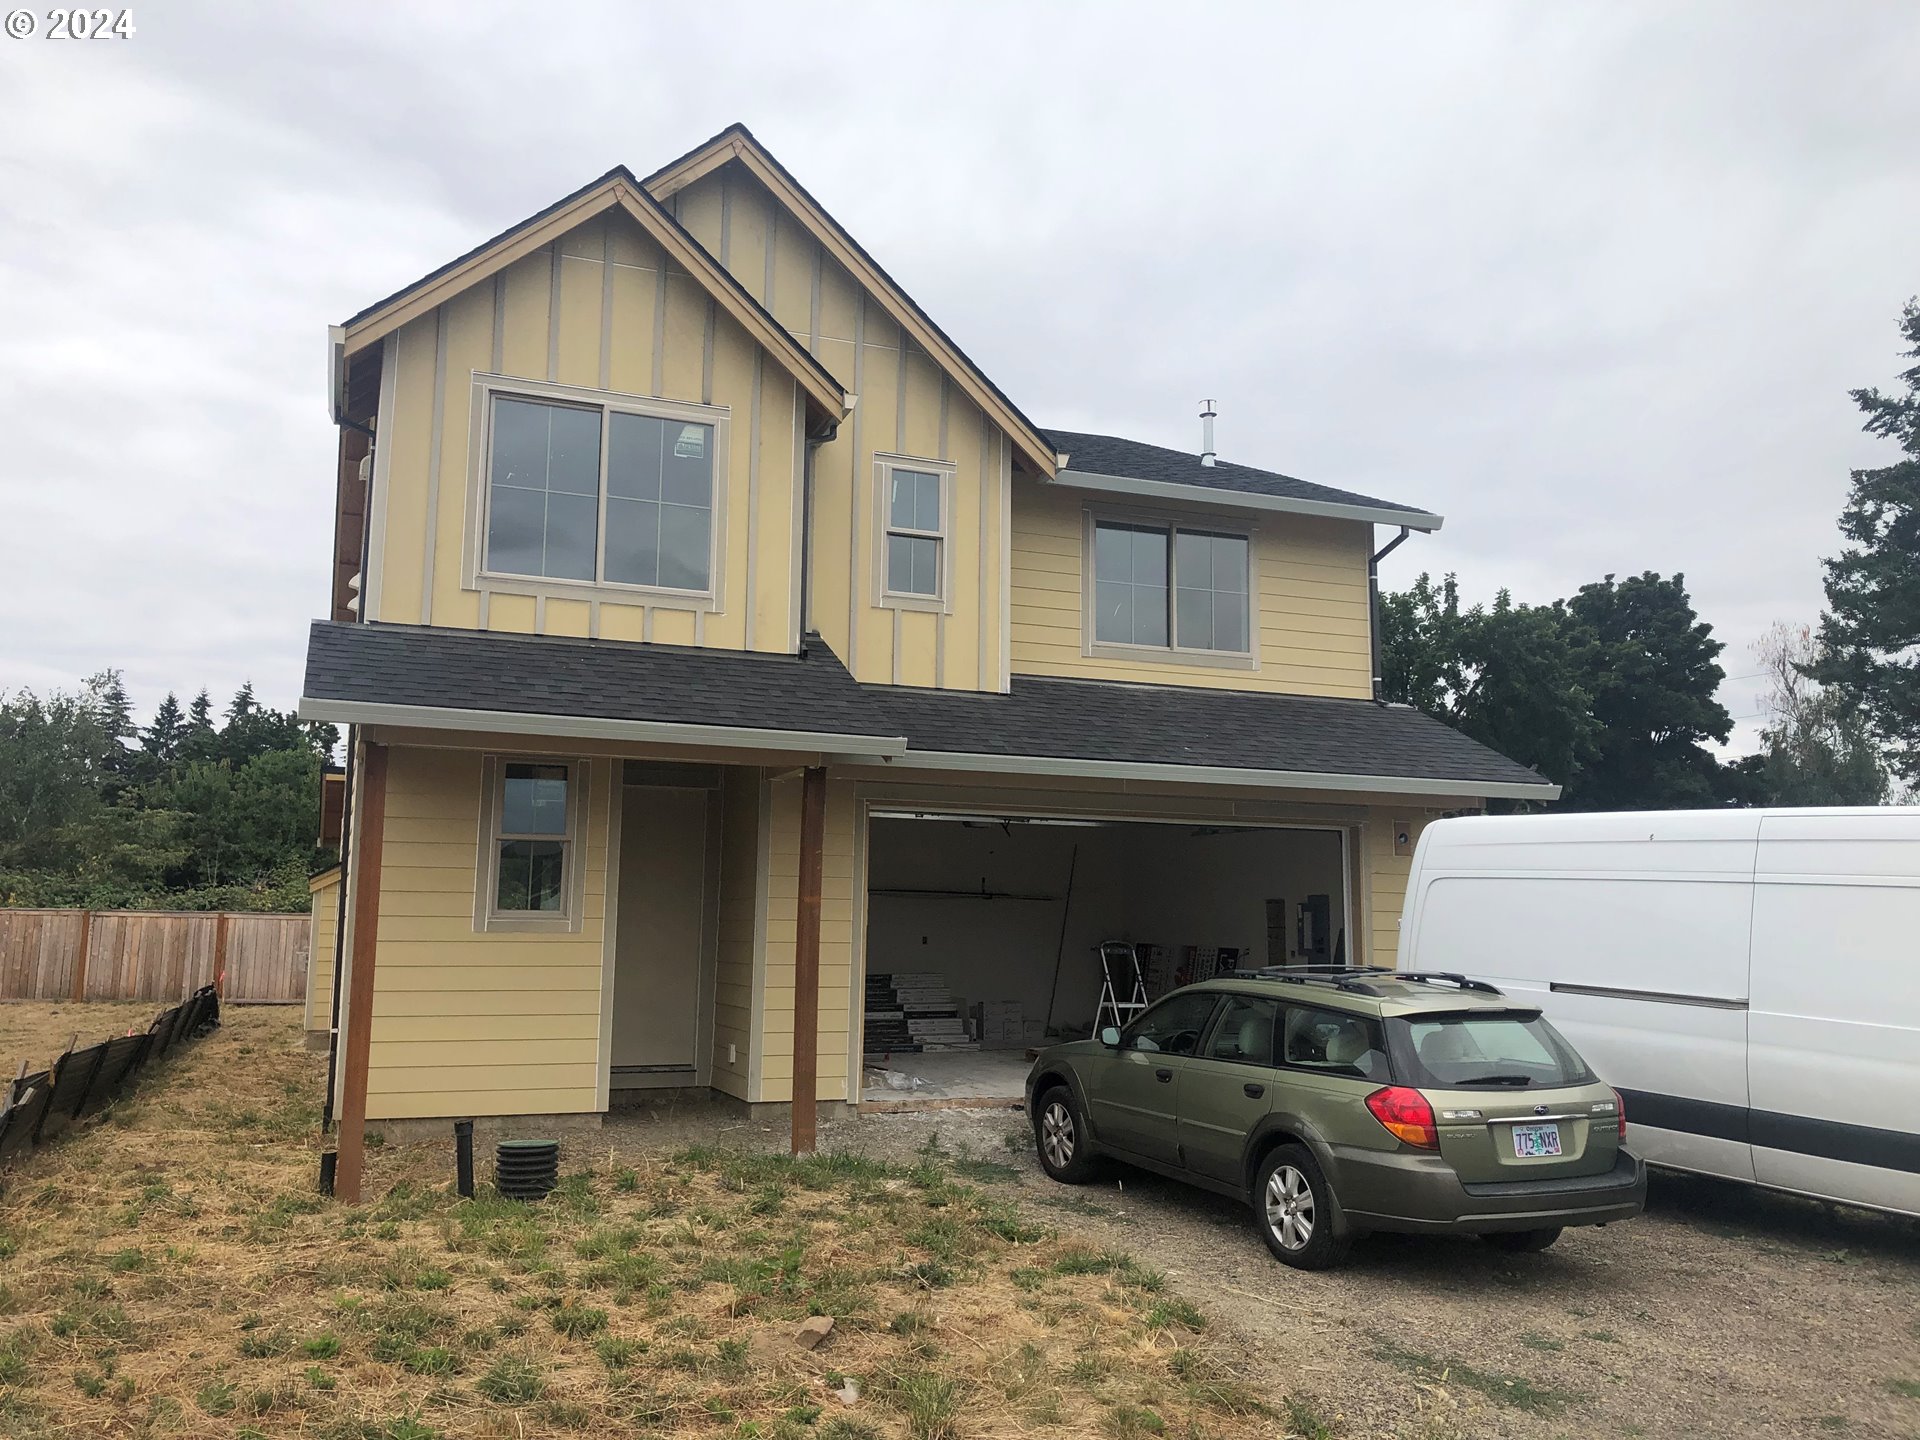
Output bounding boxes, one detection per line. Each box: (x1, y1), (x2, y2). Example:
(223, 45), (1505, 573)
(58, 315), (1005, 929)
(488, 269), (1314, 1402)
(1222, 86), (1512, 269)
(0, 1001), (163, 1075)
(0, 1009), (1284, 1438)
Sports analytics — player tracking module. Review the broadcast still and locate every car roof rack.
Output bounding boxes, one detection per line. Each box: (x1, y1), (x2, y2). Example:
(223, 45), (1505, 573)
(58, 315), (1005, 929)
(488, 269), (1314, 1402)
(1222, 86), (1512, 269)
(1391, 971), (1505, 996)
(1246, 967), (1505, 999)
(1247, 966), (1384, 997)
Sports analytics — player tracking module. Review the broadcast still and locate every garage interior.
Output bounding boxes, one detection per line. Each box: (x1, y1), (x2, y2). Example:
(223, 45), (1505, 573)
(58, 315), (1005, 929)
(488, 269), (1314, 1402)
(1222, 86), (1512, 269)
(860, 812), (1349, 1105)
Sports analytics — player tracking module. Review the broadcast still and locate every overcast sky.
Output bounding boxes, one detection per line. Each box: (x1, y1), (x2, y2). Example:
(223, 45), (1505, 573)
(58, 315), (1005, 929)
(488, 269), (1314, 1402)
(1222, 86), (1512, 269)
(2, 2), (1915, 753)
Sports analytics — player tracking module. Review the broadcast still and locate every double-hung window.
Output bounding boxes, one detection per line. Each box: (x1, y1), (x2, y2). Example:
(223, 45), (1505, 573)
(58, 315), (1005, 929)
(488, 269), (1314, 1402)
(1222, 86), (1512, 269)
(1091, 516), (1251, 657)
(877, 457), (950, 605)
(479, 382), (723, 598)
(478, 757), (585, 932)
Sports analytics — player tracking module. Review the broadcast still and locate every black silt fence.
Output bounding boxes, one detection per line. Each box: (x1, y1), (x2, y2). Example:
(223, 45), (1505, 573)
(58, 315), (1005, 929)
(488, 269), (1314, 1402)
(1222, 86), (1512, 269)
(0, 984), (220, 1175)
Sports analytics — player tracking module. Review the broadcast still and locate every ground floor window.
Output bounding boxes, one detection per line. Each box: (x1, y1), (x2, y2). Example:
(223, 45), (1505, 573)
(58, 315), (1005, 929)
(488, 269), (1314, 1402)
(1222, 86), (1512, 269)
(476, 756), (586, 932)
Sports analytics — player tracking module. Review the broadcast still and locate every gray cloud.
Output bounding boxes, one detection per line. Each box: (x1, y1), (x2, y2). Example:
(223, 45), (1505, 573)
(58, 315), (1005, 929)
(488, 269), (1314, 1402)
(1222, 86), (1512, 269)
(2, 1), (1914, 756)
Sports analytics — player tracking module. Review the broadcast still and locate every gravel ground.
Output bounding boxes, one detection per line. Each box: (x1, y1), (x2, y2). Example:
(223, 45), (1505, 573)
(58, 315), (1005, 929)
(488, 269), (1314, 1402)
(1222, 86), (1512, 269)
(593, 1097), (1920, 1440)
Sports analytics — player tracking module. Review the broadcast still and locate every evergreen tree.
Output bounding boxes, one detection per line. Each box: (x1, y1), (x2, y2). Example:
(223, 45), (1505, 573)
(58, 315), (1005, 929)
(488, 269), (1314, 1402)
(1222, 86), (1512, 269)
(142, 692), (185, 769)
(182, 688), (218, 763)
(1812, 298), (1920, 784)
(86, 669), (138, 802)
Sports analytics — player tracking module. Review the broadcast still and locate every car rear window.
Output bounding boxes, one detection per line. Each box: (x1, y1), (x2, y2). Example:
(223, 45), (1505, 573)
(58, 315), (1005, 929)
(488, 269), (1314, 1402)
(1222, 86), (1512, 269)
(1387, 1011), (1593, 1090)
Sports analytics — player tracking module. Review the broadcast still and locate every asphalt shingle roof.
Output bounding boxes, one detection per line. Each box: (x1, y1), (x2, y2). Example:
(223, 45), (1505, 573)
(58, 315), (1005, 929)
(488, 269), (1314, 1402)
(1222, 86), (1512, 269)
(302, 621), (889, 741)
(302, 622), (1550, 793)
(1045, 429), (1436, 521)
(882, 674), (1545, 788)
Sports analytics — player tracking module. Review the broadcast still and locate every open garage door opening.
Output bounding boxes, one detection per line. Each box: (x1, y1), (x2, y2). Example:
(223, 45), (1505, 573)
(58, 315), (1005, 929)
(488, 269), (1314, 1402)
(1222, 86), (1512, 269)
(860, 812), (1350, 1107)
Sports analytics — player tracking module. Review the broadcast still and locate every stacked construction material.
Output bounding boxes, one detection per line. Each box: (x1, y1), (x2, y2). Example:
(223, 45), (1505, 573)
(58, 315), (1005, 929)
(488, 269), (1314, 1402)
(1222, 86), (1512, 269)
(975, 1000), (1026, 1050)
(864, 971), (977, 1055)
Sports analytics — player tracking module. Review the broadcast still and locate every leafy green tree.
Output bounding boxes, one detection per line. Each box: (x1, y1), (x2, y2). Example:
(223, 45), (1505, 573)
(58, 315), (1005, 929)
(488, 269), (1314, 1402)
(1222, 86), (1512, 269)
(1558, 572), (1731, 811)
(0, 675), (335, 911)
(1811, 298), (1920, 784)
(1379, 574), (1596, 790)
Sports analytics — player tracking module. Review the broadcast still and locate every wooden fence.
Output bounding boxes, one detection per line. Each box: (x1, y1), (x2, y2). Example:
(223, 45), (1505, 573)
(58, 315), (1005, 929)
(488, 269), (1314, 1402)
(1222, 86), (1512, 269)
(0, 910), (309, 1005)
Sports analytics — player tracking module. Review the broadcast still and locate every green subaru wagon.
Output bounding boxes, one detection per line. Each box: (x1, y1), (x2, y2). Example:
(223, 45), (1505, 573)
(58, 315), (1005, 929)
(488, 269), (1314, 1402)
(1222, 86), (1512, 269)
(1025, 970), (1646, 1269)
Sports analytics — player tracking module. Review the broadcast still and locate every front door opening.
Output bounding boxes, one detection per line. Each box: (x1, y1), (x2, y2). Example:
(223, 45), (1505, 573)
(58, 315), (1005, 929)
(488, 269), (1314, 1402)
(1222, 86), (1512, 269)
(860, 814), (1348, 1105)
(610, 784), (708, 1089)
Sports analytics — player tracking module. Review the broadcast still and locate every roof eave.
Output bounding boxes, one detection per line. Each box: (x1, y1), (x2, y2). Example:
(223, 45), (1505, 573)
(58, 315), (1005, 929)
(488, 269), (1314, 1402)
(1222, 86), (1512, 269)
(296, 695), (905, 760)
(334, 176), (848, 421)
(880, 747), (1554, 801)
(1051, 467), (1444, 532)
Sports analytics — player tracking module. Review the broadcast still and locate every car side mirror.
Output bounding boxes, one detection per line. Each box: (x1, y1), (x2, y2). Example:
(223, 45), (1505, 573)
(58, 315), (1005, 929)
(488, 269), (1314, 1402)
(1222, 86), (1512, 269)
(1099, 1026), (1121, 1048)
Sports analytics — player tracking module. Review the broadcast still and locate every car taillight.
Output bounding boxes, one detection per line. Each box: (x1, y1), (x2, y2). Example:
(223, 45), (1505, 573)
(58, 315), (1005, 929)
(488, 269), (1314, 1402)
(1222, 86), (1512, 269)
(1614, 1087), (1627, 1141)
(1366, 1086), (1438, 1150)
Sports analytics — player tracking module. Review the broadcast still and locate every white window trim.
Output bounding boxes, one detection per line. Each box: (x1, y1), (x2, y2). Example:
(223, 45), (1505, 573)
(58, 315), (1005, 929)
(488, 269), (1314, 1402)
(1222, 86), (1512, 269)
(462, 373), (731, 612)
(872, 452), (955, 614)
(1081, 505), (1259, 672)
(473, 754), (591, 934)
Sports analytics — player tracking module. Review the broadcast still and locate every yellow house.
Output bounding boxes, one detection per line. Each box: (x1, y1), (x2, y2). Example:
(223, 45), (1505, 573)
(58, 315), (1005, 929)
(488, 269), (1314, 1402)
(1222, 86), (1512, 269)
(299, 125), (1554, 1193)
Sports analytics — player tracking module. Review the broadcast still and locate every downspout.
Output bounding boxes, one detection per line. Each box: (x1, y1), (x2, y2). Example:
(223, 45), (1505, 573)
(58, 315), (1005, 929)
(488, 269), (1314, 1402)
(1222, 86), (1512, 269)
(320, 729), (354, 1131)
(322, 386), (377, 1136)
(1369, 525), (1410, 703)
(798, 415), (840, 657)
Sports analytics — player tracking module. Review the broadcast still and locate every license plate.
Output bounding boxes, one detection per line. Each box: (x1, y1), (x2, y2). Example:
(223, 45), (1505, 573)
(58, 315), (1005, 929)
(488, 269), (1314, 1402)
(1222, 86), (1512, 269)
(1511, 1123), (1562, 1158)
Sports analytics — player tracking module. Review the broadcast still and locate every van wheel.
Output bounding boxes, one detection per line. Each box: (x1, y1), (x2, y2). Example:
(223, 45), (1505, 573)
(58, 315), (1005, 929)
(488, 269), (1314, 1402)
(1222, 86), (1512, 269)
(1483, 1227), (1563, 1254)
(1033, 1086), (1098, 1184)
(1255, 1145), (1351, 1270)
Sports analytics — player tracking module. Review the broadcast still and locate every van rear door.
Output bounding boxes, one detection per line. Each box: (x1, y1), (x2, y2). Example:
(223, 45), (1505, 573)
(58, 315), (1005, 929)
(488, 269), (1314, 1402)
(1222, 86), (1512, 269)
(1748, 811), (1920, 1217)
(1400, 813), (1760, 1183)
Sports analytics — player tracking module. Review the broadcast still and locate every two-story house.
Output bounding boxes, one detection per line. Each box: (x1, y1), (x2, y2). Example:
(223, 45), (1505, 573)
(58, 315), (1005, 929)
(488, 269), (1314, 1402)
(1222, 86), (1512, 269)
(298, 125), (1553, 1198)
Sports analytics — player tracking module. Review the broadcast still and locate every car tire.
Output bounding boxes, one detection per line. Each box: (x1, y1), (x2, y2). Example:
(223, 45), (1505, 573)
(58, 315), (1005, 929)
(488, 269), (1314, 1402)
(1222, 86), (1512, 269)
(1482, 1226), (1564, 1254)
(1254, 1144), (1351, 1270)
(1033, 1085), (1099, 1184)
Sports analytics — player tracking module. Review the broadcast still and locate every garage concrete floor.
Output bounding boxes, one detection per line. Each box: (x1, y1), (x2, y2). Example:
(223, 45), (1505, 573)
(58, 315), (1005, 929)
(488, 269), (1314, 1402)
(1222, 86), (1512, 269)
(860, 1048), (1031, 1108)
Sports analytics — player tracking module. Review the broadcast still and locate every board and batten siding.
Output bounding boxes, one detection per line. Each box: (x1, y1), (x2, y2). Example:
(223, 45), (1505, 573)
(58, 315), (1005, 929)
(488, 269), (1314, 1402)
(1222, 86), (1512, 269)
(361, 747), (611, 1121)
(364, 210), (806, 655)
(670, 163), (1010, 693)
(1008, 479), (1375, 698)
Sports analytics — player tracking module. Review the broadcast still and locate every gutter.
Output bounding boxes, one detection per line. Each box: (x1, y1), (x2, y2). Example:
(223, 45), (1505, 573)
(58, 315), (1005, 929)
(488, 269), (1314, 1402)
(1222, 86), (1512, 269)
(1052, 468), (1443, 532)
(861, 747), (1562, 803)
(296, 696), (909, 760)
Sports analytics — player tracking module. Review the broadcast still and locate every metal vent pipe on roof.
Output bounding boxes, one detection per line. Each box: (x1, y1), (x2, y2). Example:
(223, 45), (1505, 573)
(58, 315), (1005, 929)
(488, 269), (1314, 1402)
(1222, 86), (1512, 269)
(1200, 399), (1217, 466)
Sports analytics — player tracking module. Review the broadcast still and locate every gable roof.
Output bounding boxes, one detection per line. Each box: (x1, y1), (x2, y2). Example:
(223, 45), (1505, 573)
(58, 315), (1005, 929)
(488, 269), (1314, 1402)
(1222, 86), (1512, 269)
(643, 124), (1059, 480)
(334, 167), (848, 420)
(1046, 429), (1444, 532)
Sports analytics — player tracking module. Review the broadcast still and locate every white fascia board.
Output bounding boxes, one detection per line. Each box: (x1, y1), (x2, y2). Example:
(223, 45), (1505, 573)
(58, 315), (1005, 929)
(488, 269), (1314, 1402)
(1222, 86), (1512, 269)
(887, 747), (1558, 802)
(1053, 468), (1443, 533)
(297, 696), (908, 759)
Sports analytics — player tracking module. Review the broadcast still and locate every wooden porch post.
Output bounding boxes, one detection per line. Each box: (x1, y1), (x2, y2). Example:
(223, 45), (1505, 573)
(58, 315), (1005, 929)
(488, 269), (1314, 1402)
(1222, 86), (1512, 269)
(791, 766), (828, 1156)
(335, 742), (389, 1204)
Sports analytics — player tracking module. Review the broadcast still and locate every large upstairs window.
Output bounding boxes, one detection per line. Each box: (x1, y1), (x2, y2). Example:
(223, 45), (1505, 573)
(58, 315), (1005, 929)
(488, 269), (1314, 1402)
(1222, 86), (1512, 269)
(1091, 517), (1251, 656)
(478, 381), (724, 599)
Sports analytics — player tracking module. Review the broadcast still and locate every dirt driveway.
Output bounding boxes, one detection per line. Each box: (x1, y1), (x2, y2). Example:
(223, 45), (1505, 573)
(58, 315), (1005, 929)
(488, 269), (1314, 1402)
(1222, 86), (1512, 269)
(605, 1098), (1920, 1439)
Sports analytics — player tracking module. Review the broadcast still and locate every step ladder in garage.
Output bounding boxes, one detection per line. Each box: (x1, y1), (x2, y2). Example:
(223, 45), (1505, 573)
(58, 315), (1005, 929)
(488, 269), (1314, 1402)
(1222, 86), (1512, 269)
(1093, 941), (1149, 1038)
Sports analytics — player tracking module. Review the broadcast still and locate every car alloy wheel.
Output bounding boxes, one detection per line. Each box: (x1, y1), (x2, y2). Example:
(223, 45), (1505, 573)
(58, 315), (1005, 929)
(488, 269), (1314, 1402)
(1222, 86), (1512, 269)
(1265, 1163), (1315, 1252)
(1041, 1100), (1075, 1171)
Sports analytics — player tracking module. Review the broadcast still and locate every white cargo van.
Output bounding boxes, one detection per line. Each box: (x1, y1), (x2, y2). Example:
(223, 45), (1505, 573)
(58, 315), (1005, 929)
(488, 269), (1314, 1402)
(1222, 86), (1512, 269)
(1397, 808), (1919, 1218)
